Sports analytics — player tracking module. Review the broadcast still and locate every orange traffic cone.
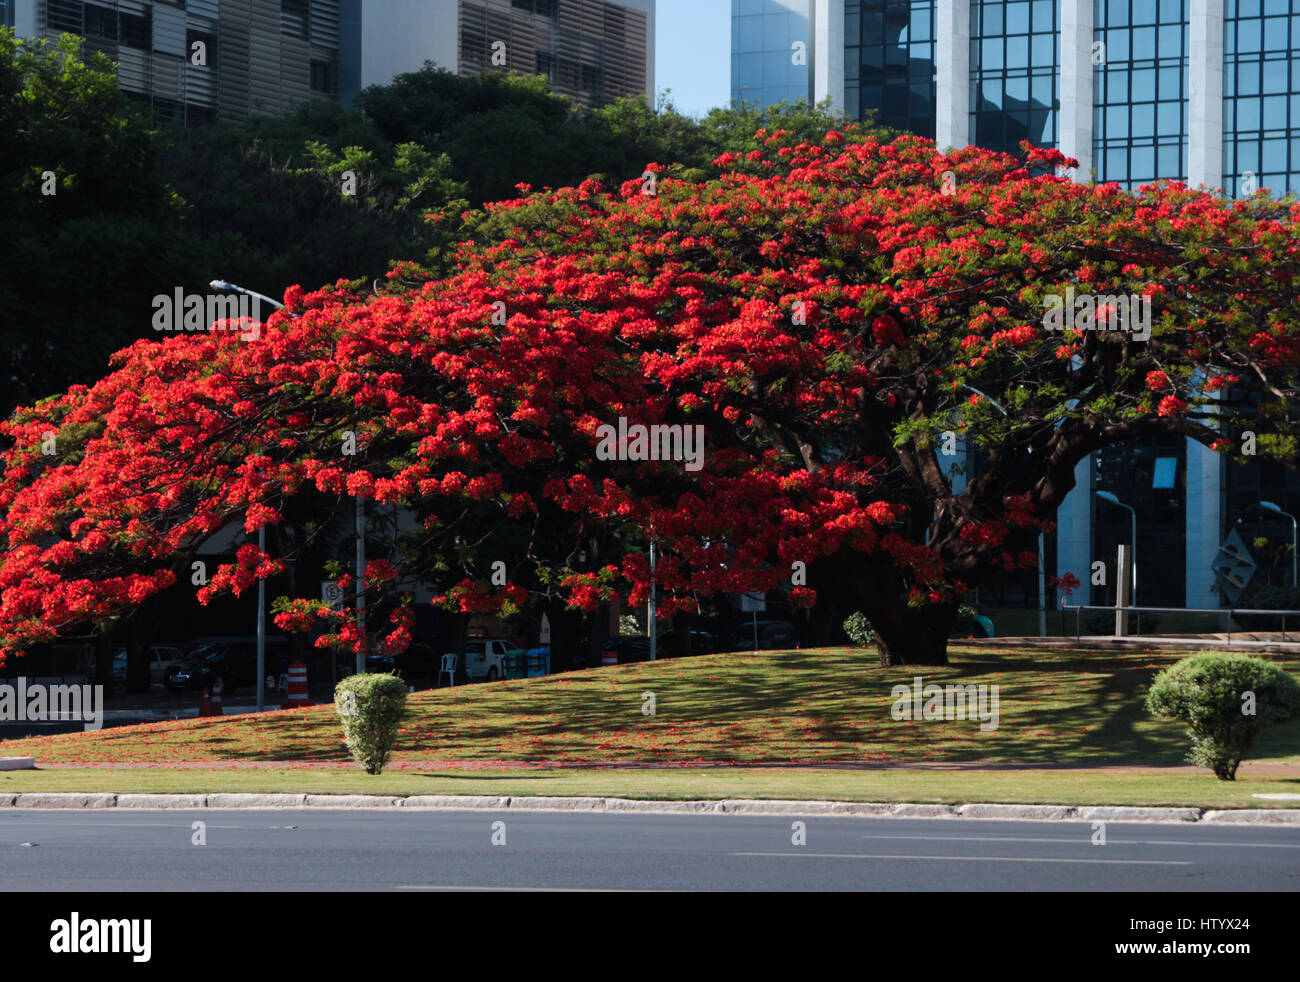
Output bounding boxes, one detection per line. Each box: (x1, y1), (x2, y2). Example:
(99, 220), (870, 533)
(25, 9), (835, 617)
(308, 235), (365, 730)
(198, 687), (213, 717)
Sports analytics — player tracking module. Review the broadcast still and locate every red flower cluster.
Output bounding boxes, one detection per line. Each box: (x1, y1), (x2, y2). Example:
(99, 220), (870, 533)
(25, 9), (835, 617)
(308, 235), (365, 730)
(0, 131), (1297, 662)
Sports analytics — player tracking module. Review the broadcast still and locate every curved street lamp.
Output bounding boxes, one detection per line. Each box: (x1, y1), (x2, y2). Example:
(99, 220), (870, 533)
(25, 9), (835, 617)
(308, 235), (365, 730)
(1095, 490), (1137, 601)
(1260, 501), (1298, 588)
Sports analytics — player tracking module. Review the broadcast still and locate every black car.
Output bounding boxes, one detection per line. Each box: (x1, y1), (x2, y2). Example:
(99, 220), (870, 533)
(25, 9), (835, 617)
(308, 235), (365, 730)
(393, 642), (440, 680)
(165, 642), (263, 694)
(598, 630), (718, 664)
(731, 619), (799, 651)
(599, 636), (651, 664)
(661, 630), (719, 656)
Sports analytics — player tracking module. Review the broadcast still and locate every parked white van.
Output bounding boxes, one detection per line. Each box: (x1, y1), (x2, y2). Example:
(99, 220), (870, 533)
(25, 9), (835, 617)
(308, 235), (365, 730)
(447, 638), (515, 682)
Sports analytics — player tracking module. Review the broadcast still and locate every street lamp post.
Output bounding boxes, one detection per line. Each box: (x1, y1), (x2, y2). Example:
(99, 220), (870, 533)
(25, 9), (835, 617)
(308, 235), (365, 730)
(257, 526), (266, 711)
(211, 281), (283, 711)
(1095, 491), (1138, 602)
(213, 280), (370, 676)
(355, 496), (365, 676)
(648, 534), (657, 662)
(963, 386), (1045, 634)
(1260, 501), (1298, 588)
(209, 280), (283, 313)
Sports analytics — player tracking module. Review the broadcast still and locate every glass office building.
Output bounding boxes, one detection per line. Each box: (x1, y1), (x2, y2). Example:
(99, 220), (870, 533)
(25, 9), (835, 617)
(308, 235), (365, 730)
(731, 0), (813, 108)
(732, 0), (1300, 610)
(732, 0), (1300, 194)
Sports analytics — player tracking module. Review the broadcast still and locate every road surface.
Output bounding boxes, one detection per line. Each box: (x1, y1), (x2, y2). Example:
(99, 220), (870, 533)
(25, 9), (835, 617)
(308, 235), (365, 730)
(2, 809), (1296, 891)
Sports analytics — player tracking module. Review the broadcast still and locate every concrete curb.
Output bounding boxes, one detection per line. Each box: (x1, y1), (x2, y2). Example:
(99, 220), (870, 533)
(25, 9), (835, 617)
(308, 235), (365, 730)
(115, 793), (207, 809)
(1201, 809), (1300, 824)
(1077, 806), (1203, 822)
(2, 793), (1295, 822)
(956, 803), (1080, 821)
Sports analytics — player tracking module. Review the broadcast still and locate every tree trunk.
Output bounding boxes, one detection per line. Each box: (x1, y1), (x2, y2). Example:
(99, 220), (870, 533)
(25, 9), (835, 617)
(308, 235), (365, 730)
(125, 612), (150, 694)
(866, 599), (957, 667)
(819, 550), (957, 666)
(94, 628), (113, 694)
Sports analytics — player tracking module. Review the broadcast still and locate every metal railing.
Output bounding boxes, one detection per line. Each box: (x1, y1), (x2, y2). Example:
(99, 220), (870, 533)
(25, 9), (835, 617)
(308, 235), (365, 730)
(1062, 604), (1300, 643)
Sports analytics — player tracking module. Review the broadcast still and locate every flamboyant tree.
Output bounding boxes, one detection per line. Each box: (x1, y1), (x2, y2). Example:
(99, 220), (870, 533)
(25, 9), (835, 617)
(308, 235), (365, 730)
(2, 127), (1299, 666)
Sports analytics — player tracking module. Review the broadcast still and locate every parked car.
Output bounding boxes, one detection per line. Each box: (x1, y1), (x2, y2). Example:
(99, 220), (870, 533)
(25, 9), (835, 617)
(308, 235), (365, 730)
(599, 635), (650, 664)
(598, 631), (717, 664)
(731, 619), (799, 651)
(661, 630), (719, 656)
(393, 642), (440, 680)
(366, 653), (396, 673)
(444, 638), (515, 682)
(145, 645), (188, 684)
(85, 651), (127, 693)
(90, 645), (190, 689)
(165, 642), (262, 694)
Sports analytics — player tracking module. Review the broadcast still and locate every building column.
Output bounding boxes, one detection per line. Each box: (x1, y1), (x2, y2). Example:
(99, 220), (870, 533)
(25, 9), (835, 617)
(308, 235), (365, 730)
(813, 0), (845, 112)
(1186, 381), (1224, 609)
(1188, 0), (1225, 190)
(15, 0), (36, 37)
(1056, 456), (1094, 608)
(1058, 0), (1095, 180)
(1186, 440), (1223, 608)
(935, 0), (970, 149)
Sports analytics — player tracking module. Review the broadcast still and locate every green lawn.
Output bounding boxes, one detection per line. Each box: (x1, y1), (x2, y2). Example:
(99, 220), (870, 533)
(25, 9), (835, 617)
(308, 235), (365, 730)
(2, 764), (1297, 808)
(4, 645), (1298, 773)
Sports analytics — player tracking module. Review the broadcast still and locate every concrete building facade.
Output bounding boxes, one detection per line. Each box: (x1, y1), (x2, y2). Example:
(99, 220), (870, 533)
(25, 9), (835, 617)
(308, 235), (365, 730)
(10, 0), (654, 123)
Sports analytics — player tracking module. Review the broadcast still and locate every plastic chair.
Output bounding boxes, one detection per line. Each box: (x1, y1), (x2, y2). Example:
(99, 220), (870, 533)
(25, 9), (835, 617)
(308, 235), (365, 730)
(439, 653), (458, 687)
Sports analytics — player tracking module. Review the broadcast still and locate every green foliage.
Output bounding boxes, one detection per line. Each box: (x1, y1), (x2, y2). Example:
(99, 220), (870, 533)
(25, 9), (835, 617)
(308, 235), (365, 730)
(950, 604), (990, 638)
(162, 101), (467, 296)
(843, 611), (875, 647)
(1232, 581), (1300, 631)
(1145, 653), (1300, 779)
(0, 43), (884, 415)
(0, 28), (186, 410)
(334, 673), (409, 775)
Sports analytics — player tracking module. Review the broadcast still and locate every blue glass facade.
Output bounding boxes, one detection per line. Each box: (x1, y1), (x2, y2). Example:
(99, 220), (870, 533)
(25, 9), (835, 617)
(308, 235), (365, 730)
(731, 0), (812, 108)
(848, 0), (937, 136)
(1092, 0), (1189, 188)
(970, 0), (1058, 155)
(1222, 0), (1300, 196)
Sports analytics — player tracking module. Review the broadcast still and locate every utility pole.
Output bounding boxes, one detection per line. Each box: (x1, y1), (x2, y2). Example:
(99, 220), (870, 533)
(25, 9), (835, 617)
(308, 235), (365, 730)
(356, 495), (365, 676)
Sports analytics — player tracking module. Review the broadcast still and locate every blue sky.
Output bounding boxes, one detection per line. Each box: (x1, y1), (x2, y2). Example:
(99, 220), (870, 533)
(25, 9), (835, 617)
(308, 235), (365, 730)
(655, 0), (731, 117)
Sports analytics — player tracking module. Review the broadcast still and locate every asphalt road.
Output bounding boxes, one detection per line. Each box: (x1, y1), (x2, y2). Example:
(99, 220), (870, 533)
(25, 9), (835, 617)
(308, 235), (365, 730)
(1, 809), (1297, 891)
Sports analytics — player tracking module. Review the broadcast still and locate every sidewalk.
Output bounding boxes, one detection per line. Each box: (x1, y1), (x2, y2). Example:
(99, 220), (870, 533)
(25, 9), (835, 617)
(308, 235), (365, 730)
(967, 633), (1300, 653)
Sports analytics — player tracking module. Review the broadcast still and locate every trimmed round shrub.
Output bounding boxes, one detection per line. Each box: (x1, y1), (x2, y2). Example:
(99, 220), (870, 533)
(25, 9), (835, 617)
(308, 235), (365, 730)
(1145, 653), (1300, 780)
(335, 672), (409, 775)
(843, 611), (874, 647)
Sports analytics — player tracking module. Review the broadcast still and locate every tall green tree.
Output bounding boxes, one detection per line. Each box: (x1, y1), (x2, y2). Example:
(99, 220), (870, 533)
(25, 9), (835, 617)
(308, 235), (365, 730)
(0, 29), (186, 411)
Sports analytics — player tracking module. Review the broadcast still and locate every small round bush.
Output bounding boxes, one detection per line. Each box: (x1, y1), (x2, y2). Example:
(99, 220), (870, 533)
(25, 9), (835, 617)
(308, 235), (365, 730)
(1145, 653), (1300, 780)
(334, 673), (409, 775)
(843, 611), (874, 647)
